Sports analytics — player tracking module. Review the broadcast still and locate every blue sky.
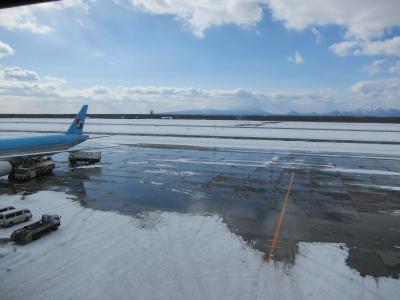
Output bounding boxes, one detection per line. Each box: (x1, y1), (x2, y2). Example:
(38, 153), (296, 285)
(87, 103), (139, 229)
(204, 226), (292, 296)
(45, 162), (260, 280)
(0, 0), (399, 113)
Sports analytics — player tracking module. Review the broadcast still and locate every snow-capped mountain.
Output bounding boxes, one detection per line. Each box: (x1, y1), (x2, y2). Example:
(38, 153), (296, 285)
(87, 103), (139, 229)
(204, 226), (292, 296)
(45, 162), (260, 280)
(325, 107), (400, 117)
(164, 107), (400, 117)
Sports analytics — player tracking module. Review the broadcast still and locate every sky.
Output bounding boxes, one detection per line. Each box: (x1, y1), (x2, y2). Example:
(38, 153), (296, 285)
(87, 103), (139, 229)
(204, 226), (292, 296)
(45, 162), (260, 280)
(0, 0), (399, 114)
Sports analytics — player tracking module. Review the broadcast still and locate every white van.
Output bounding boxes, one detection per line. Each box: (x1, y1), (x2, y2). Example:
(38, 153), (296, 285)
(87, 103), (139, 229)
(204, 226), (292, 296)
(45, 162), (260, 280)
(0, 209), (32, 227)
(0, 206), (15, 214)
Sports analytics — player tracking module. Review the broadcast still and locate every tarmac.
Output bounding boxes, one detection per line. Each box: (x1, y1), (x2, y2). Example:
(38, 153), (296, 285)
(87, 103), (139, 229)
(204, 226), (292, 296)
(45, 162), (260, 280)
(1, 136), (399, 279)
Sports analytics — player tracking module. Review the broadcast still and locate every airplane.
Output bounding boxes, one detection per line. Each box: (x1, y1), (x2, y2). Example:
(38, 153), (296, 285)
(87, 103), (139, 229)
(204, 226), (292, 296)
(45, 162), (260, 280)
(0, 105), (89, 177)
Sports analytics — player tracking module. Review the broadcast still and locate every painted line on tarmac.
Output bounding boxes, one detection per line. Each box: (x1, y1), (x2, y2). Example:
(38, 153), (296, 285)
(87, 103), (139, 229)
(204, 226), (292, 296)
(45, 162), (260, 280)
(266, 171), (295, 262)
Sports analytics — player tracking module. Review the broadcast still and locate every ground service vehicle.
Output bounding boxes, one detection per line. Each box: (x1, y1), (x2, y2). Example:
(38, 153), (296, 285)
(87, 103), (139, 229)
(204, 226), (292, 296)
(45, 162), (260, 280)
(69, 151), (101, 165)
(0, 206), (15, 213)
(0, 209), (32, 227)
(10, 214), (61, 244)
(12, 158), (55, 180)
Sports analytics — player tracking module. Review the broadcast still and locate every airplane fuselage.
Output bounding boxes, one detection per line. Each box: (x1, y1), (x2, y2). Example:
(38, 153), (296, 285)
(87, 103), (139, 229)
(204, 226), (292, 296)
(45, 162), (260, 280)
(0, 134), (89, 158)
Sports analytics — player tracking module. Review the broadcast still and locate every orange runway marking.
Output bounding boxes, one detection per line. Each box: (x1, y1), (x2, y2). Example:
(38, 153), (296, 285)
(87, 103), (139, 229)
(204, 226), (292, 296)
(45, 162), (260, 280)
(266, 172), (295, 262)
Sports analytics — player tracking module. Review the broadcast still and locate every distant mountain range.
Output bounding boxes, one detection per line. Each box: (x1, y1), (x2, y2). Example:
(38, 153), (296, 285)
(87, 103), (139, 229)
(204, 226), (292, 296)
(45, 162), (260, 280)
(164, 107), (400, 117)
(324, 108), (400, 117)
(164, 108), (270, 115)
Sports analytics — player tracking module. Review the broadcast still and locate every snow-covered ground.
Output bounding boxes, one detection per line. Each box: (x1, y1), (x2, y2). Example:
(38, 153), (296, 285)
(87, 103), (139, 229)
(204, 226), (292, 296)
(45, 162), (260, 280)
(0, 118), (399, 132)
(0, 119), (399, 143)
(321, 167), (400, 176)
(0, 191), (398, 300)
(99, 134), (400, 156)
(0, 119), (399, 298)
(1, 119), (400, 157)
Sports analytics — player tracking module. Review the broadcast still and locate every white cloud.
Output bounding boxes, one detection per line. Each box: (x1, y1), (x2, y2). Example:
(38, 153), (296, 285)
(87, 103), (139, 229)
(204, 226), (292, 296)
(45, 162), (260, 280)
(0, 6), (53, 33)
(266, 1), (400, 58)
(76, 18), (84, 26)
(0, 41), (14, 58)
(350, 77), (400, 108)
(288, 51), (304, 64)
(120, 0), (266, 38)
(1, 65), (399, 113)
(117, 0), (400, 59)
(390, 61), (400, 74)
(0, 65), (337, 113)
(363, 60), (386, 75)
(39, 0), (91, 11)
(311, 27), (322, 44)
(329, 40), (359, 57)
(351, 77), (400, 94)
(0, 66), (341, 113)
(93, 50), (118, 65)
(121, 0), (400, 41)
(0, 0), (91, 34)
(267, 0), (400, 41)
(331, 37), (400, 57)
(93, 50), (106, 58)
(0, 66), (66, 97)
(358, 37), (400, 57)
(1, 66), (39, 81)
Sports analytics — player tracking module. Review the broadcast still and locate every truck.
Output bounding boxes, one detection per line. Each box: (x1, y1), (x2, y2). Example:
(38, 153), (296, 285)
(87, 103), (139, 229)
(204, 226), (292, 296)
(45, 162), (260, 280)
(10, 214), (61, 244)
(68, 151), (101, 165)
(11, 158), (55, 180)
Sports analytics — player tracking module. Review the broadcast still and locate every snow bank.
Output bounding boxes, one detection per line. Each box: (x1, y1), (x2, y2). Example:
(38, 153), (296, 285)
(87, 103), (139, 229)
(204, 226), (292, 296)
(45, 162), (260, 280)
(1, 119), (399, 143)
(104, 135), (400, 157)
(1, 118), (400, 132)
(0, 191), (398, 300)
(349, 184), (400, 191)
(321, 167), (400, 176)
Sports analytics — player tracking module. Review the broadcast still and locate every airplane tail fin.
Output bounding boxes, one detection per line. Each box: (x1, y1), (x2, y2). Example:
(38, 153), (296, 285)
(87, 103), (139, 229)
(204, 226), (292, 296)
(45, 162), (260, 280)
(66, 105), (88, 135)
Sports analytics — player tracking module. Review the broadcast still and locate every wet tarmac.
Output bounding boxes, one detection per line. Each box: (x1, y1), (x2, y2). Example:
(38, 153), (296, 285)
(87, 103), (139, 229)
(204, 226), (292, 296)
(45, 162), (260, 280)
(0, 139), (399, 278)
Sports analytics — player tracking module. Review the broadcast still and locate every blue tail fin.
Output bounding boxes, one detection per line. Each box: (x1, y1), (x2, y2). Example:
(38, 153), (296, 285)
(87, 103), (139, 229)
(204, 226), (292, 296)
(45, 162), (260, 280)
(66, 105), (88, 135)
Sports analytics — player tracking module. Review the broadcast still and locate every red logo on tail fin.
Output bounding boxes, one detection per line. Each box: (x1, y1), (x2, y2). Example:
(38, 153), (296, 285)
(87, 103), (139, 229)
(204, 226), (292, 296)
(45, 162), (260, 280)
(75, 118), (82, 128)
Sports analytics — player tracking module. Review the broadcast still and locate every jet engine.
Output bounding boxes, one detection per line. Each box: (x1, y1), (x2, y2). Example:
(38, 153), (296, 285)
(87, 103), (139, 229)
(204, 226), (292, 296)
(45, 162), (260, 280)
(0, 161), (12, 176)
